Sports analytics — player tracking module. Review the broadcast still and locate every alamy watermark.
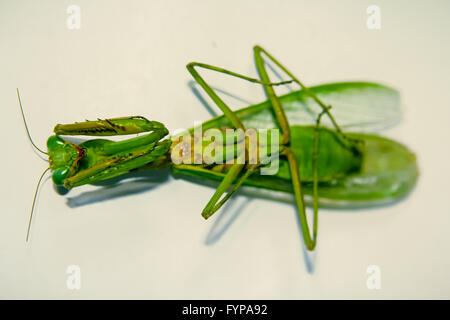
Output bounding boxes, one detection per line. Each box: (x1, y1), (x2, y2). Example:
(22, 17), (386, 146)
(366, 5), (381, 30)
(171, 124), (281, 175)
(67, 5), (81, 30)
(66, 264), (81, 290)
(366, 265), (381, 290)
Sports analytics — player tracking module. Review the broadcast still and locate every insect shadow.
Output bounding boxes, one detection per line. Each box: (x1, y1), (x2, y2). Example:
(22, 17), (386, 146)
(174, 172), (318, 273)
(188, 80), (256, 118)
(62, 168), (171, 208)
(204, 197), (252, 245)
(187, 81), (318, 273)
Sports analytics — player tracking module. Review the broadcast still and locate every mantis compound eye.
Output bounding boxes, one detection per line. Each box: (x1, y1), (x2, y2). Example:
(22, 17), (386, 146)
(52, 166), (70, 185)
(47, 135), (65, 151)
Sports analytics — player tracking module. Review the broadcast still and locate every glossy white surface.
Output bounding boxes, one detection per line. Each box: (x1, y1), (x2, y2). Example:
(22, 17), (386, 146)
(0, 0), (449, 299)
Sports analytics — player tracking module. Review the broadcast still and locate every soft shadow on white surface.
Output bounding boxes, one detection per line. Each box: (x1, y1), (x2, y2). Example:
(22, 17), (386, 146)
(3, 0), (450, 299)
(203, 190), (318, 274)
(188, 80), (256, 118)
(65, 169), (170, 208)
(204, 197), (252, 245)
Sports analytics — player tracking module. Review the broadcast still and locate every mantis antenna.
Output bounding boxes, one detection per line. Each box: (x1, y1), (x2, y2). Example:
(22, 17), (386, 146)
(16, 88), (48, 155)
(26, 167), (51, 242)
(16, 88), (51, 242)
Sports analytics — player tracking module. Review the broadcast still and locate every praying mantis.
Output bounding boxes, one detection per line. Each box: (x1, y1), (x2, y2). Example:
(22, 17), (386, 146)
(19, 46), (419, 250)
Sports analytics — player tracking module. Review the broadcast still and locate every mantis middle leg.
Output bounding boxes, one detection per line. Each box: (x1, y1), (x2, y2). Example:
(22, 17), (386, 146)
(186, 62), (289, 219)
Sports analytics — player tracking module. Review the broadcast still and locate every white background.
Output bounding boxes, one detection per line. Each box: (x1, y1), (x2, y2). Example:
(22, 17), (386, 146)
(0, 0), (449, 299)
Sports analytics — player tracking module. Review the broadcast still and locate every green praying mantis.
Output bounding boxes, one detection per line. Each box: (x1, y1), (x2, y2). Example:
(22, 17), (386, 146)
(19, 46), (419, 250)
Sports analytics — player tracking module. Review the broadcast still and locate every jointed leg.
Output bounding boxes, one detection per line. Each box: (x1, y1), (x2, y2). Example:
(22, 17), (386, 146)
(312, 110), (328, 240)
(253, 46), (320, 250)
(55, 117), (171, 188)
(283, 147), (316, 250)
(187, 62), (292, 219)
(54, 116), (167, 136)
(253, 46), (352, 145)
(187, 56), (324, 224)
(65, 140), (171, 189)
(187, 62), (293, 130)
(102, 127), (168, 155)
(253, 47), (291, 145)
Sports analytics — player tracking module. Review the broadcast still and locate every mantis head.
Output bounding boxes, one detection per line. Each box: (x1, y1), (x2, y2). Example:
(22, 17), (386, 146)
(47, 135), (83, 185)
(16, 89), (83, 242)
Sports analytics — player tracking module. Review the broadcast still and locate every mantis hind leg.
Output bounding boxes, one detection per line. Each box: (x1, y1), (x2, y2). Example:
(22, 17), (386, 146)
(253, 46), (356, 146)
(253, 45), (322, 250)
(285, 109), (324, 251)
(187, 62), (293, 131)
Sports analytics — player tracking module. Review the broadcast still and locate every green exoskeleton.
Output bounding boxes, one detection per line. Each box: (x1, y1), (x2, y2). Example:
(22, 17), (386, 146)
(18, 113), (172, 241)
(19, 46), (418, 250)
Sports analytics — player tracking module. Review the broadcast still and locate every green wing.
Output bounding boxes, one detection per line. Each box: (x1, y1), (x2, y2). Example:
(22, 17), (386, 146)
(172, 131), (418, 208)
(198, 81), (402, 133)
(173, 81), (417, 208)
